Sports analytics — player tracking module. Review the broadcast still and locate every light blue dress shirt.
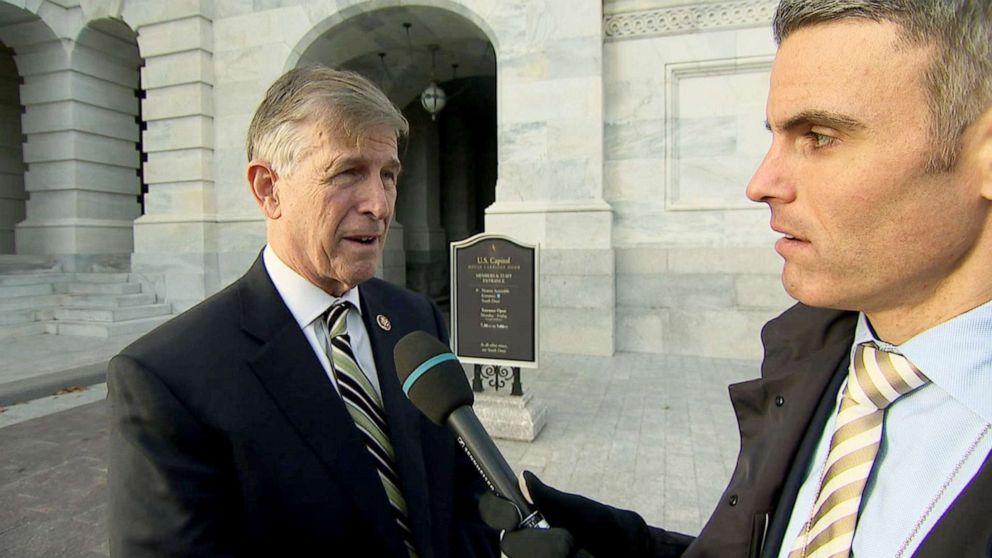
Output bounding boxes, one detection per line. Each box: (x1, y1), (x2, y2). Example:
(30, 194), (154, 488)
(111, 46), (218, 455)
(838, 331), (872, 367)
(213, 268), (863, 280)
(778, 300), (992, 557)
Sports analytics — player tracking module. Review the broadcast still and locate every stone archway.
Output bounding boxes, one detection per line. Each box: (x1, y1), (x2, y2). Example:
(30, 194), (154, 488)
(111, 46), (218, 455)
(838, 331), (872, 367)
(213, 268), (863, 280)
(0, 10), (142, 270)
(42, 17), (142, 269)
(295, 5), (497, 306)
(0, 1), (55, 257)
(0, 39), (24, 254)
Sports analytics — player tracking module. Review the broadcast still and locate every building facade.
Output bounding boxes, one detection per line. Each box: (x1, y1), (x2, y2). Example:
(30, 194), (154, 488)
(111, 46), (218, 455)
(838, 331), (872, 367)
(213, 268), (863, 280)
(0, 0), (793, 361)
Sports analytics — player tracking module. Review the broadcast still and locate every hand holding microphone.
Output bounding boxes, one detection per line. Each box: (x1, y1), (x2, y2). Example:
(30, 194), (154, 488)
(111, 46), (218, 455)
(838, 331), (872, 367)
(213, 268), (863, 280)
(393, 331), (684, 558)
(488, 472), (681, 558)
(393, 331), (548, 530)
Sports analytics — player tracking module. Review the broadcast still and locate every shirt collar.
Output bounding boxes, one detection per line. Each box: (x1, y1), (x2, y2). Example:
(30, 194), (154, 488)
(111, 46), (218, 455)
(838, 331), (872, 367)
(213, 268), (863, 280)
(262, 245), (363, 330)
(855, 299), (992, 424)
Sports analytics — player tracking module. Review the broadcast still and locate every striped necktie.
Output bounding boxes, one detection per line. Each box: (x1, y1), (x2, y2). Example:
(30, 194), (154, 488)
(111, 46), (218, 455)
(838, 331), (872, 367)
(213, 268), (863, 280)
(788, 342), (929, 558)
(322, 301), (418, 557)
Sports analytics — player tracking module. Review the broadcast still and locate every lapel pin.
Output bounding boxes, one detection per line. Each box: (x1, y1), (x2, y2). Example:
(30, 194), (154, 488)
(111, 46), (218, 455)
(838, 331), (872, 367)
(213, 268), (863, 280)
(376, 314), (392, 331)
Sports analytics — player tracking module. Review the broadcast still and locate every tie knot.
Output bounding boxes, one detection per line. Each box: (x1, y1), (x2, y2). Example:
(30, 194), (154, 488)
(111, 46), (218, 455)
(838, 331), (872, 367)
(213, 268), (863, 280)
(324, 300), (352, 339)
(848, 342), (929, 410)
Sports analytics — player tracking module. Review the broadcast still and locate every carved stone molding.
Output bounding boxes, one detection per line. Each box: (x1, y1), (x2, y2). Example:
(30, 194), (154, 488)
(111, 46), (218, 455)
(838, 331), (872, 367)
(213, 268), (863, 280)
(665, 56), (773, 211)
(605, 1), (776, 40)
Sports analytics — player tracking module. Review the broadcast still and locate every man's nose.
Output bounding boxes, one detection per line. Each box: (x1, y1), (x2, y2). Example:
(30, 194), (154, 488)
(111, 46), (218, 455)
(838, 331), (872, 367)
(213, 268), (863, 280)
(359, 175), (391, 219)
(746, 147), (794, 204)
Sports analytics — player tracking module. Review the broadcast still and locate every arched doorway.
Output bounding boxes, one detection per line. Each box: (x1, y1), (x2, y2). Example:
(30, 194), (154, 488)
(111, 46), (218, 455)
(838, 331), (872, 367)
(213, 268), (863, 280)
(0, 38), (24, 254)
(297, 6), (497, 307)
(0, 11), (143, 268)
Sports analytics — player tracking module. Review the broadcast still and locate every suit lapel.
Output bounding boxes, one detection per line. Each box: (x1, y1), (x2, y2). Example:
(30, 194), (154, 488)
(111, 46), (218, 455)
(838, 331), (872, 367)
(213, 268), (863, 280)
(916, 449), (992, 556)
(360, 280), (435, 557)
(691, 304), (856, 557)
(238, 258), (408, 557)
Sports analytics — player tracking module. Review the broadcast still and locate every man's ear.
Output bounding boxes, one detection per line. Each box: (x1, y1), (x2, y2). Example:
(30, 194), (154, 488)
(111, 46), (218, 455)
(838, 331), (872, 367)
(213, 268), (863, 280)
(971, 106), (992, 201)
(247, 160), (282, 219)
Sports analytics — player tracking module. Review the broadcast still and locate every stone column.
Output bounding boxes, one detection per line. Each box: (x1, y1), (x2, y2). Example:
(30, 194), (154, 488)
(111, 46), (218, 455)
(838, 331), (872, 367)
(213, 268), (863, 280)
(378, 221), (406, 286)
(128, 8), (215, 312)
(485, 0), (615, 356)
(14, 25), (141, 270)
(440, 107), (476, 244)
(397, 107), (447, 298)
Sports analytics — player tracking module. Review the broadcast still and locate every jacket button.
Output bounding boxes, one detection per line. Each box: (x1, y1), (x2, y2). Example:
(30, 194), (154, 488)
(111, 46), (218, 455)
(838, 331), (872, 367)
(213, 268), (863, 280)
(775, 395), (785, 407)
(728, 494), (739, 506)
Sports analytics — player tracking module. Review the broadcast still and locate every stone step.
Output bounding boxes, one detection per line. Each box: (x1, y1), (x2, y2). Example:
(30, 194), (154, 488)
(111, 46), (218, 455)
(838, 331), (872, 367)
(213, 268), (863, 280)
(55, 315), (171, 338)
(54, 303), (171, 323)
(0, 321), (53, 340)
(0, 255), (60, 273)
(72, 272), (132, 283)
(0, 293), (61, 312)
(58, 282), (142, 295)
(0, 282), (54, 298)
(59, 292), (156, 308)
(0, 307), (39, 326)
(0, 271), (70, 287)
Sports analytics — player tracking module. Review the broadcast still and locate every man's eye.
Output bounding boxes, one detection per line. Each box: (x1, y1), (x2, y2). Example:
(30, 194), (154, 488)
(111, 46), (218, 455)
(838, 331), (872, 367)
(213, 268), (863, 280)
(330, 169), (359, 183)
(807, 131), (835, 148)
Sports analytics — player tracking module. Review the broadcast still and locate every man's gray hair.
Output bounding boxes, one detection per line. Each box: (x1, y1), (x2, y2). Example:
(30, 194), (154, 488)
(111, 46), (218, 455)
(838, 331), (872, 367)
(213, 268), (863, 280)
(246, 65), (409, 176)
(774, 0), (992, 172)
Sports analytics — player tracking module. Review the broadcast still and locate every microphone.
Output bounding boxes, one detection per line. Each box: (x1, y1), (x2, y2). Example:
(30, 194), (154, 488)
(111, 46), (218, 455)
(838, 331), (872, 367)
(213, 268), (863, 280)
(394, 330), (548, 530)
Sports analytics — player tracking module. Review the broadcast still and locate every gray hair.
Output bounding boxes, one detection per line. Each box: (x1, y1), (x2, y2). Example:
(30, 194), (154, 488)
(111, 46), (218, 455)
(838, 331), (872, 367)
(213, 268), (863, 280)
(774, 0), (992, 172)
(246, 65), (409, 176)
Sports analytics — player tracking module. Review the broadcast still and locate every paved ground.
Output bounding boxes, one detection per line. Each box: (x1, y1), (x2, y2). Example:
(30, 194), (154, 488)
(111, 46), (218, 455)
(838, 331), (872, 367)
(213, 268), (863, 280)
(0, 337), (758, 556)
(0, 396), (109, 557)
(496, 351), (756, 534)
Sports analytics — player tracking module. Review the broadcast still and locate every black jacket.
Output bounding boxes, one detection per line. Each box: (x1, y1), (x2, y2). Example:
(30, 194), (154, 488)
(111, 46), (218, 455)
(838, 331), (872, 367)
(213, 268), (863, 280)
(108, 256), (498, 557)
(682, 303), (992, 557)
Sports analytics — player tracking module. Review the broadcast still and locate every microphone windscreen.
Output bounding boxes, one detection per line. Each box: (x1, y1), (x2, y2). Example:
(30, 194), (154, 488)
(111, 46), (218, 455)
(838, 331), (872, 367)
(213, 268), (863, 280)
(394, 331), (474, 425)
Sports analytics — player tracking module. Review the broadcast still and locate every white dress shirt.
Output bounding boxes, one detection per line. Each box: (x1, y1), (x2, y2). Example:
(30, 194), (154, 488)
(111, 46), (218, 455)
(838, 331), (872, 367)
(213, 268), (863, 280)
(262, 245), (383, 398)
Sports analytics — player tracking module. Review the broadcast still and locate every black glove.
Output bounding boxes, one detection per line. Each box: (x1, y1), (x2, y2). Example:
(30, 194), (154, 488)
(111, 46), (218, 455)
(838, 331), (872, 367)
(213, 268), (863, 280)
(478, 488), (577, 558)
(479, 471), (681, 558)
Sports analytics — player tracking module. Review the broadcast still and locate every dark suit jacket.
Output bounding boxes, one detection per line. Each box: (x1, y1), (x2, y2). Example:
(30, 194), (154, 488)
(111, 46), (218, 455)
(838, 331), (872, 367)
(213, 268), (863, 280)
(108, 256), (498, 557)
(681, 303), (992, 557)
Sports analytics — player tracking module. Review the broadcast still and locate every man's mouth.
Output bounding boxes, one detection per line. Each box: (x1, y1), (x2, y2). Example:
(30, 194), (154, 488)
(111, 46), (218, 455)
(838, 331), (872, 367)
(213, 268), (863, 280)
(771, 222), (804, 242)
(345, 234), (379, 245)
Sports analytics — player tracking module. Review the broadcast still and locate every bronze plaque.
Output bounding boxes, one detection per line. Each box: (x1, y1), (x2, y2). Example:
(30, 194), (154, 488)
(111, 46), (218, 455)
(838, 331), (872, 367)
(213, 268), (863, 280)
(451, 234), (538, 367)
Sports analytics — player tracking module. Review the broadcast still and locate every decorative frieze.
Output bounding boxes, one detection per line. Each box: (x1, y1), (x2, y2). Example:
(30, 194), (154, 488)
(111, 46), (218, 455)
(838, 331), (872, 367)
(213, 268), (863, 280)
(604, 1), (776, 40)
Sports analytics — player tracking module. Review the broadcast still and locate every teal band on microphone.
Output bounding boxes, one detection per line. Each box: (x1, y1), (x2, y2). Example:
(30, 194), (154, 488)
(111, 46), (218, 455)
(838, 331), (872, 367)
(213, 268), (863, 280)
(403, 353), (459, 395)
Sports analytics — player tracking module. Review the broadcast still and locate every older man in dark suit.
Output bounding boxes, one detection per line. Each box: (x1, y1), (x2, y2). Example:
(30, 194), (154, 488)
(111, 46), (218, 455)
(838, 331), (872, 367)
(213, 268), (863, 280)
(108, 66), (498, 557)
(484, 1), (992, 557)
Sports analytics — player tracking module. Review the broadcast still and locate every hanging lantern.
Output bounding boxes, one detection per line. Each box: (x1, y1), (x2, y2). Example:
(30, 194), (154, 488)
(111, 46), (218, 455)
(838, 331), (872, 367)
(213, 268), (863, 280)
(420, 81), (447, 120)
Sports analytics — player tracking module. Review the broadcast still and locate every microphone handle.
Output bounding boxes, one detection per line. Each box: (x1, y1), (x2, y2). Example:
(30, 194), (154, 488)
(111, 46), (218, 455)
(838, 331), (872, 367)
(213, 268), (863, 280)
(447, 406), (549, 529)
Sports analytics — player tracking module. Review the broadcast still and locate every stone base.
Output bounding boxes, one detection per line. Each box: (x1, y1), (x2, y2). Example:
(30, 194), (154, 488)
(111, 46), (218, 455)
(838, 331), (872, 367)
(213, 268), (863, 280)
(473, 391), (547, 442)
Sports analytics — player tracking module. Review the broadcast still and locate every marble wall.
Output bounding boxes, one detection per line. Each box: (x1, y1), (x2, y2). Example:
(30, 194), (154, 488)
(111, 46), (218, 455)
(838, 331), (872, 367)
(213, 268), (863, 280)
(603, 0), (793, 360)
(0, 0), (795, 360)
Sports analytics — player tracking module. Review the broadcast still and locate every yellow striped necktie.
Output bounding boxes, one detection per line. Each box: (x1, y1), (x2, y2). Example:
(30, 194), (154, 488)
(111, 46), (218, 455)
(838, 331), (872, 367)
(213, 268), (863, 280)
(323, 301), (418, 557)
(788, 342), (928, 558)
